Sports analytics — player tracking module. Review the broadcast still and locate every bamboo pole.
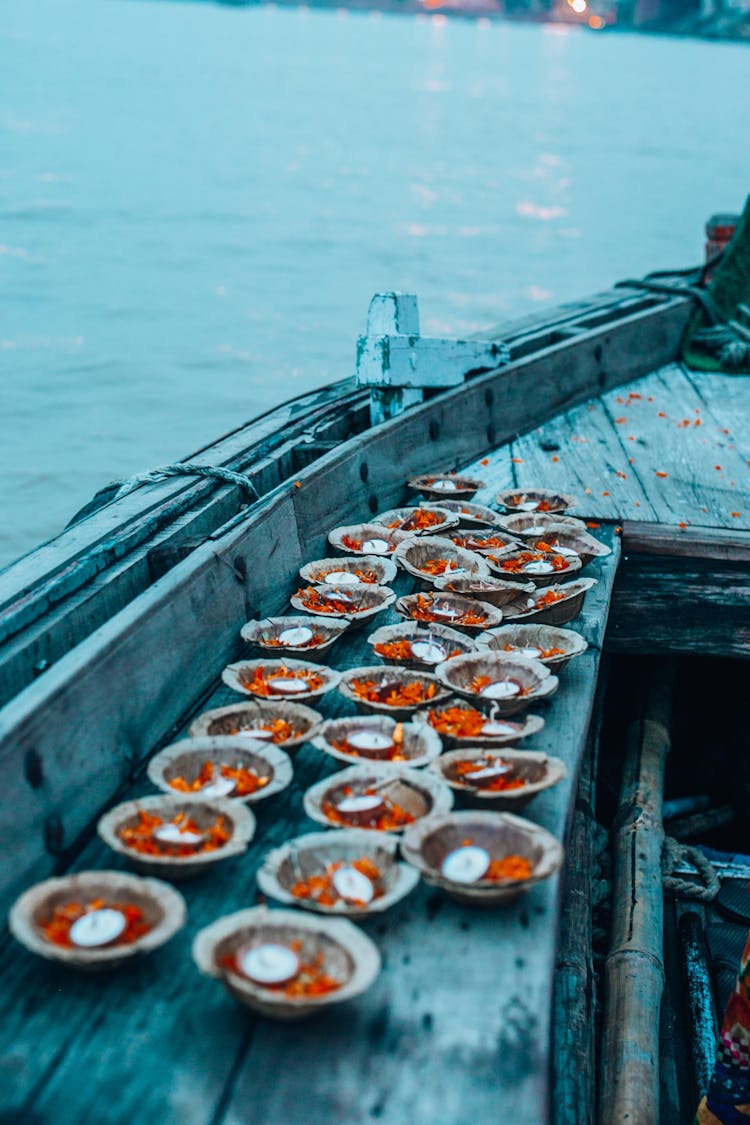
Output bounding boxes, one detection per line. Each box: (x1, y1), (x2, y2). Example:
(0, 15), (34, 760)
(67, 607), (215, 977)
(600, 663), (674, 1125)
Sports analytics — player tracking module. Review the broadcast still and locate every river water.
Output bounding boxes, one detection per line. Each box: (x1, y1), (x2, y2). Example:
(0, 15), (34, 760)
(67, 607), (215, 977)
(1, 0), (747, 566)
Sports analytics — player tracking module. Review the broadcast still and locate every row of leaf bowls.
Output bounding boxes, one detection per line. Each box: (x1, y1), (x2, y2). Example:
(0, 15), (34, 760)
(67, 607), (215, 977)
(9, 479), (601, 1020)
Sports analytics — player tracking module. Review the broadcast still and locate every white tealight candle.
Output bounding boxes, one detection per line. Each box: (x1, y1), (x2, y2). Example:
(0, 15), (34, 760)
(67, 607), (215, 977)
(518, 645), (542, 659)
(479, 680), (521, 700)
(467, 762), (512, 782)
(69, 908), (127, 948)
(432, 603), (460, 620)
(337, 794), (385, 816)
(525, 524), (546, 535)
(517, 499), (539, 511)
(481, 720), (517, 736)
(240, 943), (300, 986)
(441, 845), (490, 884)
(325, 570), (360, 585)
(410, 640), (448, 665)
(523, 560), (555, 575)
(431, 479), (458, 492)
(267, 677), (309, 695)
(332, 866), (375, 905)
(277, 626), (315, 646)
(347, 730), (394, 754)
(328, 590), (355, 605)
(154, 823), (205, 846)
(200, 775), (236, 799)
(361, 538), (390, 555)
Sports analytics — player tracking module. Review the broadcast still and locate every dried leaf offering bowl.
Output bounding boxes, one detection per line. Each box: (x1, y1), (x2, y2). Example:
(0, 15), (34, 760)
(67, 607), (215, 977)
(395, 591), (503, 634)
(299, 555), (397, 587)
(421, 499), (505, 530)
(418, 698), (545, 750)
(9, 870), (186, 971)
(366, 621), (475, 669)
(433, 573), (535, 609)
(328, 522), (407, 557)
(524, 528), (612, 569)
(304, 764), (453, 833)
(257, 829), (420, 917)
(429, 749), (566, 811)
(445, 529), (521, 558)
(240, 615), (349, 659)
(485, 547), (582, 587)
(98, 795), (256, 880)
(375, 505), (459, 536)
(476, 624), (588, 671)
(222, 658), (340, 702)
(407, 473), (485, 501)
(400, 810), (563, 906)
(290, 583), (395, 627)
(314, 715), (443, 768)
(192, 906), (381, 1020)
(338, 665), (450, 720)
(394, 536), (490, 586)
(189, 699), (322, 751)
(435, 652), (558, 715)
(147, 737), (293, 805)
(496, 488), (578, 515)
(496, 512), (587, 539)
(501, 578), (597, 626)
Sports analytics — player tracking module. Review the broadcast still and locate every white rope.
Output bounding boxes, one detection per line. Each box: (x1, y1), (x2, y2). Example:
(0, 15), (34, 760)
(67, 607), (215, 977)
(109, 462), (259, 503)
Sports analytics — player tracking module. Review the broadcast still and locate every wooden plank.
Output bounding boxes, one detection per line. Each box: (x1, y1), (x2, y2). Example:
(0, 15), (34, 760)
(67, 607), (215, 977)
(600, 363), (750, 532)
(607, 554), (750, 659)
(552, 674), (606, 1125)
(621, 520), (750, 562)
(0, 534), (619, 1125)
(509, 401), (656, 522)
(683, 365), (750, 447)
(218, 534), (621, 1125)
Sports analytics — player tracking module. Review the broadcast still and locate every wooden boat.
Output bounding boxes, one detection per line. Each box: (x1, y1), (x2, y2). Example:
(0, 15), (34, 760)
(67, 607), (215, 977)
(1, 270), (748, 1124)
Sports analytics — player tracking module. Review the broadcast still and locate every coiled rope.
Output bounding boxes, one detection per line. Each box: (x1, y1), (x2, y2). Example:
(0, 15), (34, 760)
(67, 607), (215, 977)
(108, 462), (259, 503)
(662, 836), (721, 902)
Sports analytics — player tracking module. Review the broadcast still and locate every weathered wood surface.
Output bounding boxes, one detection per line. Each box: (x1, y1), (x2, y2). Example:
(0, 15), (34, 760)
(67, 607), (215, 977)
(463, 361), (749, 534)
(0, 529), (620, 1125)
(552, 671), (606, 1125)
(621, 520), (750, 562)
(0, 295), (687, 916)
(607, 553), (750, 660)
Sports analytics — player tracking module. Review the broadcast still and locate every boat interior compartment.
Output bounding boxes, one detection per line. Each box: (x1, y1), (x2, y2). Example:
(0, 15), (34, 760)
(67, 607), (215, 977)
(1, 286), (748, 1125)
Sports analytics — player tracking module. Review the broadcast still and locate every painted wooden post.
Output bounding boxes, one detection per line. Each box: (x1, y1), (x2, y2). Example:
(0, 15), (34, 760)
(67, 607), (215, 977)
(356, 292), (510, 425)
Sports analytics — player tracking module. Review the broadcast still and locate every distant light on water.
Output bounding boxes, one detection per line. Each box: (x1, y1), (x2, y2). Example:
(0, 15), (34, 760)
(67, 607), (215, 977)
(569, 0), (588, 13)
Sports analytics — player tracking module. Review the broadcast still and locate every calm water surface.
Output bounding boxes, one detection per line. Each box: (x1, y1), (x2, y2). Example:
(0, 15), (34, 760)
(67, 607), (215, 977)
(1, 1), (747, 565)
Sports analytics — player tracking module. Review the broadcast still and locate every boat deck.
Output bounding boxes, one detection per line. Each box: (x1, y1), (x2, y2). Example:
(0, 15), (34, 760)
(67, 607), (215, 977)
(0, 538), (619, 1125)
(462, 361), (750, 534)
(2, 313), (749, 1123)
